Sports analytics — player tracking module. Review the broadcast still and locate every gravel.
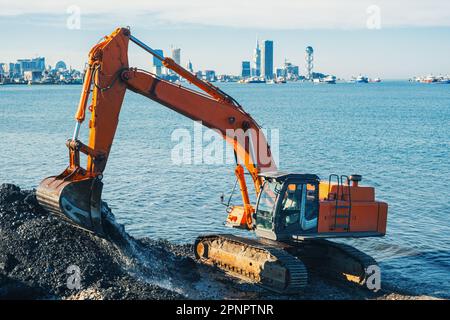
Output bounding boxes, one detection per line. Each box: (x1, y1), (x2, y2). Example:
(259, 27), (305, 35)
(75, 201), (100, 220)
(0, 183), (185, 299)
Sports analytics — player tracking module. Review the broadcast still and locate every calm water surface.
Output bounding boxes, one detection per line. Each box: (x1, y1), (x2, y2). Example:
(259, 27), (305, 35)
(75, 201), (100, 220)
(0, 81), (449, 297)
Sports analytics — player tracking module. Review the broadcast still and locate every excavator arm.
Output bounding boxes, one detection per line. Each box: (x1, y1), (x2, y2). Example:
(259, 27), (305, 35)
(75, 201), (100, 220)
(37, 27), (276, 235)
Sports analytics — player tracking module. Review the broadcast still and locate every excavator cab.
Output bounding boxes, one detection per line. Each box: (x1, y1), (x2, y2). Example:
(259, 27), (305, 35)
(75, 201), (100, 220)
(254, 171), (388, 241)
(255, 172), (320, 240)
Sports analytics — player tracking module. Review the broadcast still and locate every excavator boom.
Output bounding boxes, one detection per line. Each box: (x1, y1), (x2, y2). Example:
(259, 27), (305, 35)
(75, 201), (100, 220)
(37, 27), (276, 235)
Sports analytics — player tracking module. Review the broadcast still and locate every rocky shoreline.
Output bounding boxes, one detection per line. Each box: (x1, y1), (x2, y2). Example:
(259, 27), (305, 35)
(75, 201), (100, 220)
(0, 183), (439, 300)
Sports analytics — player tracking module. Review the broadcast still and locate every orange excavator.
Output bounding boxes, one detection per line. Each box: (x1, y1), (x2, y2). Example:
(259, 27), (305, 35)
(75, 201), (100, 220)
(37, 27), (388, 293)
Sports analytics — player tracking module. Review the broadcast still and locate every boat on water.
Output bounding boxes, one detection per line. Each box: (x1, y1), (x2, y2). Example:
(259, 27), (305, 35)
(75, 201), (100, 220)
(247, 79), (266, 84)
(240, 77), (266, 84)
(313, 75), (336, 84)
(267, 77), (286, 84)
(352, 75), (369, 83)
(323, 75), (336, 84)
(420, 75), (437, 83)
(435, 76), (450, 84)
(369, 78), (381, 83)
(412, 75), (449, 84)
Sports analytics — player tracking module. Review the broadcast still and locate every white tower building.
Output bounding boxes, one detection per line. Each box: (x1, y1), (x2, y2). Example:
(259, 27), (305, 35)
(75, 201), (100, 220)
(252, 39), (261, 77)
(305, 46), (314, 81)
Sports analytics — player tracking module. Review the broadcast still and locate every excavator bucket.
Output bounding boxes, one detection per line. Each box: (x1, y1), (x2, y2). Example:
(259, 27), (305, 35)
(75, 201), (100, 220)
(36, 175), (105, 236)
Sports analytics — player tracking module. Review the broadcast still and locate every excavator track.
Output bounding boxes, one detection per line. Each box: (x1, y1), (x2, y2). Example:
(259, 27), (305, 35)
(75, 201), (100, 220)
(194, 234), (308, 294)
(195, 235), (378, 293)
(286, 239), (378, 286)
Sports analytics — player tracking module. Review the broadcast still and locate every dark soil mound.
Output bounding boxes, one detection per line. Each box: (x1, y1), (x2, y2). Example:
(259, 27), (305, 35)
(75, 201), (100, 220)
(0, 183), (188, 299)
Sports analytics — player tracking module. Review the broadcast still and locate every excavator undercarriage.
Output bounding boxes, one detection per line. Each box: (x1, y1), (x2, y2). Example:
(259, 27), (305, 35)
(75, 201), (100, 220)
(195, 234), (377, 294)
(195, 235), (308, 293)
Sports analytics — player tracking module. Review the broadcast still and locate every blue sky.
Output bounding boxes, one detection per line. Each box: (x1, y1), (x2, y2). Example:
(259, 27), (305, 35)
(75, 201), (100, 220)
(1, 0), (450, 79)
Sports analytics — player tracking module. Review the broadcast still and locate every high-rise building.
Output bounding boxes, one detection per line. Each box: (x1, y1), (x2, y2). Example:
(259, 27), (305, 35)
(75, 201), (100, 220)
(283, 60), (300, 80)
(252, 39), (261, 77)
(153, 49), (164, 76)
(8, 63), (18, 77)
(204, 70), (216, 82)
(16, 57), (45, 74)
(23, 70), (43, 82)
(153, 49), (164, 67)
(261, 40), (274, 80)
(241, 61), (251, 78)
(305, 46), (314, 80)
(13, 63), (20, 77)
(276, 68), (285, 78)
(186, 60), (193, 73)
(290, 66), (299, 78)
(171, 47), (181, 65)
(35, 57), (45, 71)
(169, 47), (181, 80)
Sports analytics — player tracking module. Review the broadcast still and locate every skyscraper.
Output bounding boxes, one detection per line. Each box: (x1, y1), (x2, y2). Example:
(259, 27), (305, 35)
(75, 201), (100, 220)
(153, 49), (164, 76)
(305, 46), (314, 81)
(283, 59), (300, 80)
(241, 61), (251, 78)
(171, 47), (181, 65)
(252, 39), (261, 77)
(186, 60), (193, 73)
(204, 70), (216, 82)
(261, 40), (274, 80)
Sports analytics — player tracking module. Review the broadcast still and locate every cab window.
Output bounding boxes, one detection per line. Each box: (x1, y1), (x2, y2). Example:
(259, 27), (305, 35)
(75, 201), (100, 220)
(281, 184), (301, 226)
(256, 181), (280, 230)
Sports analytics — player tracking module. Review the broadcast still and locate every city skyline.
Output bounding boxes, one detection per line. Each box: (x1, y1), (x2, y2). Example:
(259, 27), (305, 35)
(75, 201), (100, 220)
(1, 1), (450, 78)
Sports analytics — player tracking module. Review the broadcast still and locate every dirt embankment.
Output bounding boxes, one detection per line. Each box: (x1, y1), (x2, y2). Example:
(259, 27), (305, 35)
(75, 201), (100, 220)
(0, 183), (439, 300)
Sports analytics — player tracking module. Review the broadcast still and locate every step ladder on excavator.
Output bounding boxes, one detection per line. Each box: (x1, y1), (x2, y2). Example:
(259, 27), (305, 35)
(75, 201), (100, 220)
(328, 174), (352, 231)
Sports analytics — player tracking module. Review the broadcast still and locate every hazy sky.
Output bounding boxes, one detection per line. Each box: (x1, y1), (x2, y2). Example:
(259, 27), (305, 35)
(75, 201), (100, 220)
(1, 0), (450, 78)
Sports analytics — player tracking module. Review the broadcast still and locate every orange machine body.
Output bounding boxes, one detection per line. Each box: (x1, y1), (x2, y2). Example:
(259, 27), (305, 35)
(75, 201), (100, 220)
(317, 182), (388, 235)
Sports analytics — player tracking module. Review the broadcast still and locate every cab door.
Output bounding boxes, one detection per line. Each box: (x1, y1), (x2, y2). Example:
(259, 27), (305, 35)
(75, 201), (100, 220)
(255, 180), (281, 232)
(278, 181), (319, 236)
(299, 183), (319, 231)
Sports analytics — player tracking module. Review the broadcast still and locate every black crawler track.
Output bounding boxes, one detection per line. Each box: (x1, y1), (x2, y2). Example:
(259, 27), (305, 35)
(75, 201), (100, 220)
(195, 234), (378, 293)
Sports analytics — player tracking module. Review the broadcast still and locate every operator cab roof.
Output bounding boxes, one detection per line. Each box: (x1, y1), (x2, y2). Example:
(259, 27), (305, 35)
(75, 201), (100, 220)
(258, 171), (320, 182)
